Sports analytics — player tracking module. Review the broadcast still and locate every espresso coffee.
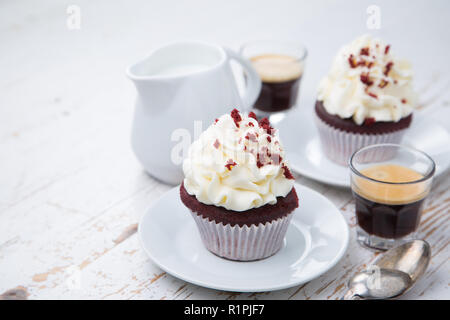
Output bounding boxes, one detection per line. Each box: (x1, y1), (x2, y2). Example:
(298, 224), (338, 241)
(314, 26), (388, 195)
(353, 164), (427, 239)
(250, 54), (303, 112)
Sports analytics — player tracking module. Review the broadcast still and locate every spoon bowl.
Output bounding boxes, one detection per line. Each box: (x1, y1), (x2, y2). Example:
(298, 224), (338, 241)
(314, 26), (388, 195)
(374, 240), (431, 284)
(344, 268), (412, 300)
(344, 240), (431, 299)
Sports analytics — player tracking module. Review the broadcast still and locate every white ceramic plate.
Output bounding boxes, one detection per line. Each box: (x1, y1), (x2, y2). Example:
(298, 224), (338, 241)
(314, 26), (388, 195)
(279, 108), (450, 188)
(139, 183), (349, 292)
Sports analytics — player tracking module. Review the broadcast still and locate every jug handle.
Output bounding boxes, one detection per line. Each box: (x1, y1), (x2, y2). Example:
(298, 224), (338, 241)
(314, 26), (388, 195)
(224, 48), (262, 111)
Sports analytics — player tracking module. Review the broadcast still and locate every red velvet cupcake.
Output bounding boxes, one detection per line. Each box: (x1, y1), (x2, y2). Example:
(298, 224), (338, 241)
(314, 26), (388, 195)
(316, 35), (417, 165)
(181, 109), (298, 261)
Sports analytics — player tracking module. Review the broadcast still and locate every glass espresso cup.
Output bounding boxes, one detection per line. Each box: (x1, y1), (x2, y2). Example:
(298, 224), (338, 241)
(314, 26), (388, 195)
(349, 144), (435, 250)
(240, 40), (307, 123)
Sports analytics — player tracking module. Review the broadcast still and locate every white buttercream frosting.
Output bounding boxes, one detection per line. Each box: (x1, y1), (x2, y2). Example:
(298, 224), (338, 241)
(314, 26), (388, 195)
(182, 110), (295, 212)
(318, 35), (417, 125)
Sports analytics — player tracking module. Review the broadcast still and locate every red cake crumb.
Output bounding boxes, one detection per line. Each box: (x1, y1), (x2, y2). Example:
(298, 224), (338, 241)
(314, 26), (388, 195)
(364, 117), (376, 126)
(384, 62), (393, 76)
(384, 45), (390, 55)
(282, 164), (294, 180)
(367, 62), (374, 69)
(378, 80), (388, 88)
(213, 139), (220, 149)
(267, 136), (271, 143)
(367, 92), (378, 99)
(348, 54), (357, 68)
(349, 53), (370, 68)
(258, 117), (274, 135)
(245, 133), (257, 142)
(256, 153), (264, 168)
(248, 122), (254, 127)
(225, 159), (237, 171)
(360, 73), (373, 86)
(230, 108), (242, 127)
(401, 98), (407, 104)
(248, 111), (258, 121)
(360, 47), (370, 56)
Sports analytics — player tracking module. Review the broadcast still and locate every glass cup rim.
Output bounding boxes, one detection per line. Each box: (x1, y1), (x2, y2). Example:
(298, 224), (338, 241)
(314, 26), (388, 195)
(240, 39), (308, 61)
(349, 143), (436, 185)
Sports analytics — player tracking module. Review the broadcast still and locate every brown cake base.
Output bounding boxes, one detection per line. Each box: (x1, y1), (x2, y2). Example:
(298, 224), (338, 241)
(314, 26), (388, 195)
(180, 182), (299, 227)
(315, 100), (412, 134)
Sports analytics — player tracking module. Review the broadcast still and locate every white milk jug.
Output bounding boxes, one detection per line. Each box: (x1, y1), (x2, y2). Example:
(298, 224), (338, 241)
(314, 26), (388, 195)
(127, 41), (261, 184)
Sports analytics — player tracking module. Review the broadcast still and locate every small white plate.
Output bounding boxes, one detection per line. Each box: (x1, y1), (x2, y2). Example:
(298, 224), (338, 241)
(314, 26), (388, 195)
(279, 108), (450, 188)
(139, 183), (349, 292)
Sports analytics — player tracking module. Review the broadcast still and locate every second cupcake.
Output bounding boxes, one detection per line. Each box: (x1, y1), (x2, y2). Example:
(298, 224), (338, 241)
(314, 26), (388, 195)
(316, 35), (417, 165)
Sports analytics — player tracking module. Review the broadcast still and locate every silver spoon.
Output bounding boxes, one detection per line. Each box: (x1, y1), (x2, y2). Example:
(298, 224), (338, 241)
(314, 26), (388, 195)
(343, 268), (412, 300)
(373, 239), (431, 285)
(343, 240), (431, 300)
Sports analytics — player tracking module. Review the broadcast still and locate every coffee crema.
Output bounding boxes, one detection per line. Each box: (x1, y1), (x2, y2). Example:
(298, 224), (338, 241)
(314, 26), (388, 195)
(250, 54), (303, 112)
(353, 164), (427, 239)
(250, 54), (303, 83)
(354, 164), (427, 205)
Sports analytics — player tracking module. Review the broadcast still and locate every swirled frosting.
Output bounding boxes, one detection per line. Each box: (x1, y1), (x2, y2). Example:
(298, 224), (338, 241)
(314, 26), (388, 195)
(318, 35), (417, 125)
(182, 109), (295, 212)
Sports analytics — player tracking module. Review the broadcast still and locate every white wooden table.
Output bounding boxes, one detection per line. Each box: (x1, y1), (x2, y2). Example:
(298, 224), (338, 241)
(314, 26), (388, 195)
(1, 0), (449, 300)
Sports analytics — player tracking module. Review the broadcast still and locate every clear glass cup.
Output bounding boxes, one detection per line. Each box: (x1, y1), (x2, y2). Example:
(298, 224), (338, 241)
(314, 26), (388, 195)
(240, 40), (307, 124)
(349, 144), (435, 250)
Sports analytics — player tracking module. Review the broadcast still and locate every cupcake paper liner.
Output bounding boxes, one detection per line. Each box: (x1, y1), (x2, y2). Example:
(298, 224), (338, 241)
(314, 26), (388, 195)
(315, 113), (407, 165)
(189, 210), (293, 261)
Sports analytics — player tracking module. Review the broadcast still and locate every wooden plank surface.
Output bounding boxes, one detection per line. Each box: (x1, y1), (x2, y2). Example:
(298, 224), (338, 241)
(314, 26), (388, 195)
(0, 0), (449, 300)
